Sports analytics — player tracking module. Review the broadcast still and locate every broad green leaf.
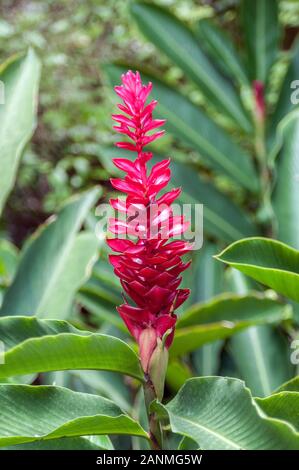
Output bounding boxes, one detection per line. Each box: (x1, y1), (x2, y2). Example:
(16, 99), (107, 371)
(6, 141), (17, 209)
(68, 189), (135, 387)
(191, 243), (224, 376)
(72, 370), (131, 412)
(0, 239), (18, 307)
(256, 392), (299, 432)
(177, 293), (290, 328)
(132, 388), (151, 450)
(78, 258), (124, 330)
(271, 39), (299, 133)
(0, 373), (36, 385)
(276, 376), (299, 393)
(40, 231), (99, 319)
(171, 293), (290, 357)
(0, 239), (18, 287)
(195, 19), (249, 87)
(166, 360), (193, 393)
(191, 243), (224, 304)
(132, 388), (151, 451)
(83, 435), (114, 450)
(0, 49), (41, 214)
(130, 2), (251, 131)
(271, 111), (299, 322)
(170, 161), (257, 242)
(105, 65), (258, 192)
(0, 315), (82, 349)
(0, 188), (100, 317)
(241, 0), (280, 82)
(92, 259), (122, 293)
(273, 111), (299, 248)
(0, 316), (143, 381)
(227, 269), (293, 397)
(77, 289), (124, 330)
(177, 436), (199, 450)
(153, 377), (299, 449)
(215, 237), (299, 302)
(98, 146), (257, 242)
(4, 435), (113, 450)
(0, 384), (148, 447)
(230, 325), (292, 397)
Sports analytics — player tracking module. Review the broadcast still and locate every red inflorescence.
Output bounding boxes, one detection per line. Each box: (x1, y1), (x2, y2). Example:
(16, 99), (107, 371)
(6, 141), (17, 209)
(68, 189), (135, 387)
(107, 70), (192, 373)
(253, 80), (265, 121)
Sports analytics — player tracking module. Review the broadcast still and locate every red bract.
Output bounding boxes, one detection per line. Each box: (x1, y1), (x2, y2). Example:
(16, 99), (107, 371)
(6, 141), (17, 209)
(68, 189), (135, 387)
(107, 70), (192, 373)
(253, 80), (265, 121)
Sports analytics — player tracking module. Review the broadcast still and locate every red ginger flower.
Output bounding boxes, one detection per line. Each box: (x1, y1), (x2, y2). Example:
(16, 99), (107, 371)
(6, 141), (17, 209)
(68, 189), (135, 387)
(107, 71), (192, 373)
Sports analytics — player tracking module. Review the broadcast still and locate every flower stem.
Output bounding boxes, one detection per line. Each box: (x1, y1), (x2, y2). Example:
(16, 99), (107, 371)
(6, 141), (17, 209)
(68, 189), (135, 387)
(252, 81), (274, 234)
(143, 375), (163, 450)
(254, 112), (274, 234)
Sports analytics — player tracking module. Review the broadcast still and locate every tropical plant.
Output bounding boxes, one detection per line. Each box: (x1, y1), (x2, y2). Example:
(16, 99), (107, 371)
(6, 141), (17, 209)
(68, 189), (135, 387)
(103, 0), (299, 399)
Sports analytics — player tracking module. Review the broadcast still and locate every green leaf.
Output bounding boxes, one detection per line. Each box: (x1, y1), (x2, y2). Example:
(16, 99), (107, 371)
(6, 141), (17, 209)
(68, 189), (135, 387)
(171, 161), (257, 242)
(191, 243), (224, 303)
(0, 239), (18, 287)
(256, 392), (299, 432)
(132, 388), (151, 451)
(3, 435), (113, 450)
(0, 384), (148, 447)
(177, 293), (290, 328)
(0, 188), (100, 317)
(191, 243), (224, 376)
(276, 377), (299, 393)
(177, 436), (199, 450)
(231, 325), (292, 397)
(0, 315), (81, 349)
(166, 360), (193, 393)
(105, 65), (258, 192)
(72, 370), (132, 412)
(171, 293), (290, 357)
(273, 111), (299, 248)
(0, 316), (143, 381)
(215, 237), (299, 302)
(154, 377), (299, 449)
(0, 49), (41, 214)
(241, 0), (280, 82)
(77, 289), (124, 330)
(270, 111), (299, 322)
(271, 39), (299, 133)
(227, 269), (293, 397)
(130, 2), (251, 131)
(195, 19), (249, 87)
(40, 231), (99, 319)
(78, 258), (125, 330)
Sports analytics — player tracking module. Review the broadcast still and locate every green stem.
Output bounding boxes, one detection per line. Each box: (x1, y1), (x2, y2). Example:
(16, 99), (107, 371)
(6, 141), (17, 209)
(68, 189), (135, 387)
(143, 374), (163, 450)
(255, 116), (273, 233)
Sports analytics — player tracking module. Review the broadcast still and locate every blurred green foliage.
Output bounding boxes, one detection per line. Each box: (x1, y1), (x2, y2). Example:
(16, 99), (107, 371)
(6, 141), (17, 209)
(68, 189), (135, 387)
(0, 0), (174, 226)
(0, 0), (298, 244)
